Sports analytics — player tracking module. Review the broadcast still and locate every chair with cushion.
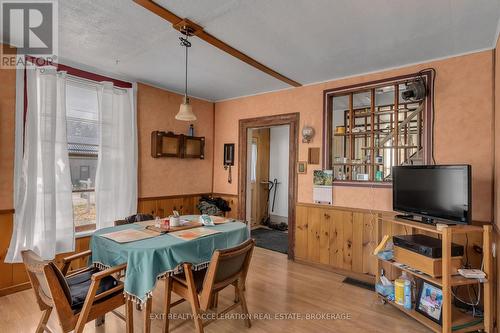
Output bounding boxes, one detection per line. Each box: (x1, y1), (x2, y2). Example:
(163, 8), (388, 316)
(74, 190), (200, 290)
(163, 238), (255, 333)
(21, 250), (133, 333)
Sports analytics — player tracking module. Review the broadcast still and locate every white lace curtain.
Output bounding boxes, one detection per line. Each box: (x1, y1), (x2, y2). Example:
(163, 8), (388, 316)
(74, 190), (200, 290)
(6, 66), (74, 262)
(95, 82), (137, 229)
(6, 68), (137, 262)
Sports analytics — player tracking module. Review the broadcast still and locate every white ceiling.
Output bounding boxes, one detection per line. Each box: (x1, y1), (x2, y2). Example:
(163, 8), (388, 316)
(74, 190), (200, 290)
(6, 0), (500, 101)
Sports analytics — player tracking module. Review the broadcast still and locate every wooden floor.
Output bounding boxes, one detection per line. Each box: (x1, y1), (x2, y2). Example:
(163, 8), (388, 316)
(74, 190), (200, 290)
(0, 248), (430, 333)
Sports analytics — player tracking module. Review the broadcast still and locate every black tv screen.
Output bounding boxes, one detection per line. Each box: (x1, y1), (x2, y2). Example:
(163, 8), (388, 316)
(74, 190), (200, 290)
(392, 165), (471, 224)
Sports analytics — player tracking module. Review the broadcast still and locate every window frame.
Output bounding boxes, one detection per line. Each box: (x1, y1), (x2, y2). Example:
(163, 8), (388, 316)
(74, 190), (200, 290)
(23, 57), (132, 233)
(322, 70), (434, 187)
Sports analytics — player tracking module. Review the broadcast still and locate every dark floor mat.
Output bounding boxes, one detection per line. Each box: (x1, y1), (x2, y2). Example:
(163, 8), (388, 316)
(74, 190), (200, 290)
(342, 277), (375, 291)
(251, 228), (288, 254)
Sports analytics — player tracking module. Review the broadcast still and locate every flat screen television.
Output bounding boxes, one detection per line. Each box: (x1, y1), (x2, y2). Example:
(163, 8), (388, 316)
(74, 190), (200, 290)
(392, 165), (471, 225)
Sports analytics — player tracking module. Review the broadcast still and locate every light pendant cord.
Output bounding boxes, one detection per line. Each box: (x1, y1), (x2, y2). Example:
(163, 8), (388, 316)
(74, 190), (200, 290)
(179, 31), (192, 101)
(185, 41), (188, 99)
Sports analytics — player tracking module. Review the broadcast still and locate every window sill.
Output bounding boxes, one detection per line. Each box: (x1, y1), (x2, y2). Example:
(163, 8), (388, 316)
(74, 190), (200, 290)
(75, 229), (95, 239)
(332, 180), (392, 188)
(75, 223), (96, 238)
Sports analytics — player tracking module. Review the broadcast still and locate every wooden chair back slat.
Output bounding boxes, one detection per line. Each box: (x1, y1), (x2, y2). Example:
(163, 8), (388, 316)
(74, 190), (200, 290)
(200, 239), (255, 310)
(214, 250), (250, 283)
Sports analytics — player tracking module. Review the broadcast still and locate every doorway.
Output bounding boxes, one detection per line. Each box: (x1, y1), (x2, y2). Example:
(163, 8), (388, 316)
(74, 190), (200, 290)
(247, 126), (289, 254)
(248, 128), (271, 228)
(238, 113), (299, 259)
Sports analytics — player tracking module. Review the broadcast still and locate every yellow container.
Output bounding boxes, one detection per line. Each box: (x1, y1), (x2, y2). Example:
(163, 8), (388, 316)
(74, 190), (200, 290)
(335, 126), (345, 134)
(394, 279), (405, 305)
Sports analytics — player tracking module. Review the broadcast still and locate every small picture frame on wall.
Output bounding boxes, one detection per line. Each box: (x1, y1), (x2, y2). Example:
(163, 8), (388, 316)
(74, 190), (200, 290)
(297, 161), (307, 174)
(223, 143), (235, 166)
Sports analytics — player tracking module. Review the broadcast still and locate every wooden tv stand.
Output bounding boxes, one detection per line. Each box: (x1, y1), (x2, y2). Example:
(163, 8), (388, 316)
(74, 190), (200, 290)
(375, 214), (493, 333)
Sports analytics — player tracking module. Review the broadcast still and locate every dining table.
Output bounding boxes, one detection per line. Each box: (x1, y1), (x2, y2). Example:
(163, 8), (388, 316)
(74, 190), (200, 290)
(89, 216), (249, 332)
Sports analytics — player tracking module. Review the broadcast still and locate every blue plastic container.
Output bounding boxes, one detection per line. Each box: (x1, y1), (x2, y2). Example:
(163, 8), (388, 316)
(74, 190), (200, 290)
(403, 280), (412, 309)
(375, 283), (394, 298)
(377, 250), (394, 261)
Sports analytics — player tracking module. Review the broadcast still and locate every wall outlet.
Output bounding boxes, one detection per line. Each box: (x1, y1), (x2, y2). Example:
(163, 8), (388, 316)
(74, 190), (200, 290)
(492, 242), (496, 258)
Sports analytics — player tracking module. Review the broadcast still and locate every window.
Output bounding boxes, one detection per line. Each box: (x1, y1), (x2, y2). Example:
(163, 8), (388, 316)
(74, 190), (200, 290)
(66, 79), (99, 231)
(324, 70), (434, 185)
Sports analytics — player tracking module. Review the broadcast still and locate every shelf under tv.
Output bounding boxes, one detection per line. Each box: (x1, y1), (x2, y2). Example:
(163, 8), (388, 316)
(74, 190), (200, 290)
(378, 258), (488, 287)
(378, 295), (484, 333)
(376, 214), (492, 333)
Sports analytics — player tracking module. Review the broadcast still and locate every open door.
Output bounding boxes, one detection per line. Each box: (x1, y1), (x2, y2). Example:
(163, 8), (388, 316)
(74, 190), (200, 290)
(239, 113), (299, 259)
(249, 129), (270, 228)
(246, 125), (290, 255)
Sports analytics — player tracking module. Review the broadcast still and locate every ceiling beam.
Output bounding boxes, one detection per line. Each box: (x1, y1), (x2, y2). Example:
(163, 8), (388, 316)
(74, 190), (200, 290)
(133, 0), (182, 25)
(196, 31), (301, 87)
(133, 0), (301, 87)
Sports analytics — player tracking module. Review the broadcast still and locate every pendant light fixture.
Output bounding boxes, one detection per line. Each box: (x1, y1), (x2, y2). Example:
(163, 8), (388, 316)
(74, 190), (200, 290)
(175, 26), (197, 121)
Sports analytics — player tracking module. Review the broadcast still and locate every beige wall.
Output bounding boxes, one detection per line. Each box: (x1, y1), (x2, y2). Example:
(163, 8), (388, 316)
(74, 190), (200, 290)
(0, 48), (15, 211)
(137, 83), (214, 198)
(213, 50), (495, 222)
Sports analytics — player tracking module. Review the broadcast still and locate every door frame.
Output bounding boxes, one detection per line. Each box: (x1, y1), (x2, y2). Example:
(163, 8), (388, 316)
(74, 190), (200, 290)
(238, 113), (299, 260)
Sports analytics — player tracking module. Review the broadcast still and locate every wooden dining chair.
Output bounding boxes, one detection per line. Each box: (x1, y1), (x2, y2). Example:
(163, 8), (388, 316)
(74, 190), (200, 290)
(163, 239), (255, 333)
(21, 249), (133, 333)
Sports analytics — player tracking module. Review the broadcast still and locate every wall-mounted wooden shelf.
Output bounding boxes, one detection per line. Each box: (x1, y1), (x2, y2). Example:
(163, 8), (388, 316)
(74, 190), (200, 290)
(151, 131), (205, 159)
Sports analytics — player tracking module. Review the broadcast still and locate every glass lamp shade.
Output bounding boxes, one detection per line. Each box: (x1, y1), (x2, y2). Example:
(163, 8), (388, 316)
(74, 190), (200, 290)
(175, 97), (197, 121)
(302, 126), (315, 143)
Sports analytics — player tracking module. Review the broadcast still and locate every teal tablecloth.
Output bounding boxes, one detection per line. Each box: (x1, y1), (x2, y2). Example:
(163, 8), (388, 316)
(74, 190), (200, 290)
(90, 220), (249, 304)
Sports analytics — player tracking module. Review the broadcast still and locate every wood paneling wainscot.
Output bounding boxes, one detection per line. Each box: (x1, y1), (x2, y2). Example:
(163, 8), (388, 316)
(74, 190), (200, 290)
(295, 203), (378, 282)
(138, 193), (239, 219)
(295, 203), (485, 283)
(138, 193), (208, 217)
